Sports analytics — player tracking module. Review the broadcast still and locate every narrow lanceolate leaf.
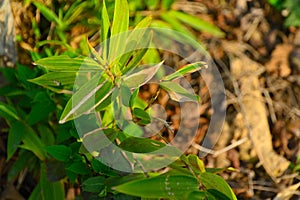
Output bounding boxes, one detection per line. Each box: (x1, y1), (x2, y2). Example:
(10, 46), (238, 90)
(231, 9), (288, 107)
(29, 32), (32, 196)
(101, 0), (110, 60)
(160, 12), (195, 39)
(109, 0), (129, 63)
(111, 0), (129, 37)
(159, 81), (199, 102)
(40, 164), (65, 200)
(59, 72), (114, 123)
(123, 61), (163, 88)
(19, 122), (47, 161)
(82, 176), (106, 193)
(33, 2), (63, 27)
(29, 72), (88, 92)
(7, 121), (25, 161)
(199, 172), (237, 200)
(119, 137), (181, 156)
(34, 55), (103, 72)
(164, 62), (207, 81)
(0, 102), (19, 121)
(168, 11), (225, 37)
(46, 145), (72, 162)
(114, 174), (199, 198)
(119, 17), (153, 72)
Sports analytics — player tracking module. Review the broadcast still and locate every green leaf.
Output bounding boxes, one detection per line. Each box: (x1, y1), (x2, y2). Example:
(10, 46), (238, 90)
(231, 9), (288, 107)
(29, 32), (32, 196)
(20, 123), (47, 160)
(199, 172), (237, 200)
(111, 0), (129, 36)
(168, 11), (224, 37)
(45, 159), (66, 181)
(46, 145), (72, 162)
(159, 81), (199, 102)
(7, 121), (26, 161)
(185, 154), (206, 174)
(187, 191), (207, 200)
(129, 88), (139, 108)
(82, 176), (106, 193)
(114, 174), (199, 198)
(34, 55), (103, 72)
(119, 137), (181, 156)
(29, 72), (87, 89)
(33, 2), (63, 28)
(109, 0), (129, 63)
(123, 122), (144, 137)
(119, 137), (165, 153)
(164, 62), (207, 81)
(161, 12), (195, 39)
(82, 128), (118, 152)
(133, 108), (151, 124)
(59, 73), (114, 123)
(101, 0), (110, 60)
(123, 61), (163, 88)
(0, 102), (20, 122)
(8, 150), (36, 181)
(40, 164), (65, 200)
(27, 92), (56, 125)
(63, 1), (89, 26)
(67, 161), (91, 175)
(161, 0), (175, 10)
(119, 17), (153, 73)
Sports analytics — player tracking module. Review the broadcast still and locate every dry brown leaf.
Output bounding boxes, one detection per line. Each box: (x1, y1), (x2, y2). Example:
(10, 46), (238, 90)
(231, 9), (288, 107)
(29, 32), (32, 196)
(266, 44), (293, 77)
(274, 182), (300, 200)
(231, 56), (290, 179)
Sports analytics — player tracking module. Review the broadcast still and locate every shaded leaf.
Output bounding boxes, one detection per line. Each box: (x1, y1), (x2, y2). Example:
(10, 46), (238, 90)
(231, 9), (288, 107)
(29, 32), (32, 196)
(0, 102), (19, 122)
(40, 163), (65, 200)
(33, 2), (63, 27)
(19, 122), (47, 161)
(82, 176), (106, 193)
(114, 174), (199, 198)
(119, 137), (181, 156)
(46, 145), (72, 162)
(67, 161), (91, 175)
(7, 121), (26, 161)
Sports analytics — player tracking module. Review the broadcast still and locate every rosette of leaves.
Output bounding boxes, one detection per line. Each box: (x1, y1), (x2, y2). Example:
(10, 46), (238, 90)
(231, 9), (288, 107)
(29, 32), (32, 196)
(30, 0), (237, 199)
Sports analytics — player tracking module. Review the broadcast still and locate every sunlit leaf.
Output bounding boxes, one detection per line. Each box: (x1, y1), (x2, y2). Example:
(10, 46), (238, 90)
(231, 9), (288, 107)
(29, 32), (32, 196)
(161, 12), (195, 39)
(59, 72), (114, 123)
(109, 0), (129, 63)
(199, 172), (237, 200)
(123, 61), (163, 88)
(169, 11), (224, 37)
(159, 81), (199, 102)
(163, 62), (207, 81)
(82, 128), (118, 152)
(34, 55), (103, 72)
